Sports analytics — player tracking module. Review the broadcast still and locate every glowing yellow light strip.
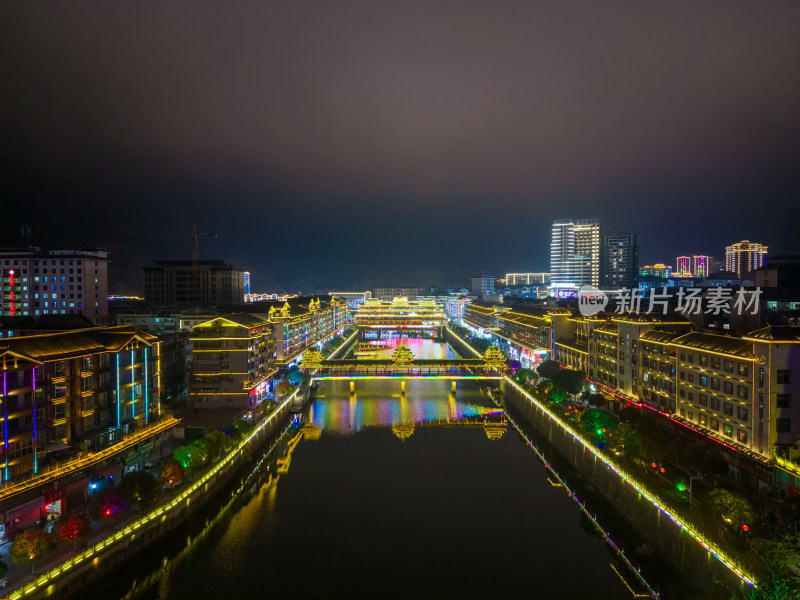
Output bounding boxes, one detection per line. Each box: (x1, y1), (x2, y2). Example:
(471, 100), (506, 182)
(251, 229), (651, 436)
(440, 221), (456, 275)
(504, 376), (756, 587)
(5, 392), (298, 598)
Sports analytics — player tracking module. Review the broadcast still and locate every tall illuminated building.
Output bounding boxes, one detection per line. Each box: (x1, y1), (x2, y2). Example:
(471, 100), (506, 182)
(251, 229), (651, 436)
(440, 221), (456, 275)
(676, 256), (692, 276)
(601, 233), (639, 289)
(693, 255), (712, 278)
(726, 240), (768, 279)
(550, 218), (600, 287)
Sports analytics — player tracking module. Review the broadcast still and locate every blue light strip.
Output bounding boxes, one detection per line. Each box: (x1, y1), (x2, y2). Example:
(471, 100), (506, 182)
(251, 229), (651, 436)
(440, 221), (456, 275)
(130, 350), (135, 418)
(144, 347), (149, 422)
(116, 353), (121, 429)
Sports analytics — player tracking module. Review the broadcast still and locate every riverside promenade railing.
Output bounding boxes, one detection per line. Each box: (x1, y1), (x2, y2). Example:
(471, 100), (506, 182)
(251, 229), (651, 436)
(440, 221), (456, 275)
(0, 416), (180, 502)
(4, 390), (298, 600)
(445, 325), (756, 590)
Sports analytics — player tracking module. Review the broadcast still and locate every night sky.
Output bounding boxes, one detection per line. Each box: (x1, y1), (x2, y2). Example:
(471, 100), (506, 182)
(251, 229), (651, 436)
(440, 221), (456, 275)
(1, 1), (799, 293)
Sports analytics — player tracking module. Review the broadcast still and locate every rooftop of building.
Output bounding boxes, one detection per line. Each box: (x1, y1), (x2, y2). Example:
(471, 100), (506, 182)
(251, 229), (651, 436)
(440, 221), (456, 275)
(640, 329), (682, 344)
(0, 326), (159, 362)
(743, 325), (800, 343)
(672, 331), (752, 358)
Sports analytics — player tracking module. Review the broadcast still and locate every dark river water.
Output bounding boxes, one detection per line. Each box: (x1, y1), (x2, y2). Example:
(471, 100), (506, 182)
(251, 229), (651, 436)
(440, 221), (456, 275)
(84, 341), (664, 600)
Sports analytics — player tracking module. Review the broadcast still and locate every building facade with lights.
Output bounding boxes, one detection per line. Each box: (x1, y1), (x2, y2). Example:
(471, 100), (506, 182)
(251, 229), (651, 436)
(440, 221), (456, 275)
(461, 299), (800, 490)
(0, 327), (164, 481)
(189, 313), (273, 410)
(640, 264), (673, 279)
(1, 248), (109, 319)
(354, 297), (446, 339)
(505, 273), (550, 286)
(550, 218), (601, 288)
(189, 299), (346, 409)
(726, 241), (768, 280)
(601, 233), (639, 290)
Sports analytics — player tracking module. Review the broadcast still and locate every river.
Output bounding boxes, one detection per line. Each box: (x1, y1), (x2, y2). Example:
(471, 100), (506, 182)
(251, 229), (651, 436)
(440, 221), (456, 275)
(82, 340), (656, 600)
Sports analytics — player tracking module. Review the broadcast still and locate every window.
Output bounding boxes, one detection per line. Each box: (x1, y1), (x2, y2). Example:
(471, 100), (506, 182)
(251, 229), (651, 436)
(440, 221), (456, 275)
(777, 370), (792, 384)
(737, 385), (749, 399)
(52, 384), (67, 399)
(54, 361), (67, 377)
(688, 392), (694, 402)
(680, 353), (686, 361)
(680, 408), (686, 417)
(700, 375), (708, 387)
(724, 425), (733, 437)
(688, 374), (694, 383)
(737, 406), (748, 421)
(679, 389), (686, 398)
(712, 356), (720, 369)
(699, 394), (708, 407)
(82, 376), (93, 392)
(723, 402), (734, 416)
(710, 418), (719, 432)
(54, 404), (66, 419)
(724, 381), (734, 394)
(738, 430), (748, 444)
(711, 377), (720, 390)
(777, 394), (791, 408)
(700, 355), (708, 367)
(688, 411), (694, 421)
(738, 364), (749, 377)
(700, 414), (707, 426)
(688, 354), (694, 364)
(777, 418), (791, 433)
(680, 371), (686, 381)
(724, 360), (735, 373)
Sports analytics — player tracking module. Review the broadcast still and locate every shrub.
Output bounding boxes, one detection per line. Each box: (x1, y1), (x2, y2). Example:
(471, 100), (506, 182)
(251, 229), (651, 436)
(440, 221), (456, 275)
(159, 458), (185, 487)
(59, 512), (92, 541)
(275, 380), (293, 398)
(9, 529), (56, 564)
(709, 488), (756, 525)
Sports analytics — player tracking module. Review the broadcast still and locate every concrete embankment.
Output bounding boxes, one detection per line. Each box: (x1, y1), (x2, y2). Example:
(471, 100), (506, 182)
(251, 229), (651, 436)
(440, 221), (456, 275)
(502, 380), (750, 596)
(7, 398), (294, 600)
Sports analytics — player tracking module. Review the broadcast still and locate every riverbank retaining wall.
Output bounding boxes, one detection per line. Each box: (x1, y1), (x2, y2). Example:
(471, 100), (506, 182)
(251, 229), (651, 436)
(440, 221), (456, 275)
(502, 381), (749, 595)
(9, 398), (293, 600)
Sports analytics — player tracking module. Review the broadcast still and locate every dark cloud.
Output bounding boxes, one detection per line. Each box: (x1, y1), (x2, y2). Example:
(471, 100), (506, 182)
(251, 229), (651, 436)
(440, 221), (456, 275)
(2, 1), (799, 291)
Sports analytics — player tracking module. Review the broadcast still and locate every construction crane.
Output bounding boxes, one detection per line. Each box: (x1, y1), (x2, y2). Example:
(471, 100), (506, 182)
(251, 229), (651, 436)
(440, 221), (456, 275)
(192, 222), (218, 305)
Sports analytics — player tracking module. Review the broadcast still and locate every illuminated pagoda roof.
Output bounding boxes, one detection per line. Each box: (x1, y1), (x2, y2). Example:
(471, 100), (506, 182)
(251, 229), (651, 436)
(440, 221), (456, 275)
(391, 424), (415, 440)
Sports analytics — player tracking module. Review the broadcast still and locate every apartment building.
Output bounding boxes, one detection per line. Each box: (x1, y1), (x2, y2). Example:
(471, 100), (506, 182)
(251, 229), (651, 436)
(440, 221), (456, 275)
(461, 298), (800, 491)
(1, 247), (110, 319)
(189, 298), (345, 409)
(0, 326), (163, 482)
